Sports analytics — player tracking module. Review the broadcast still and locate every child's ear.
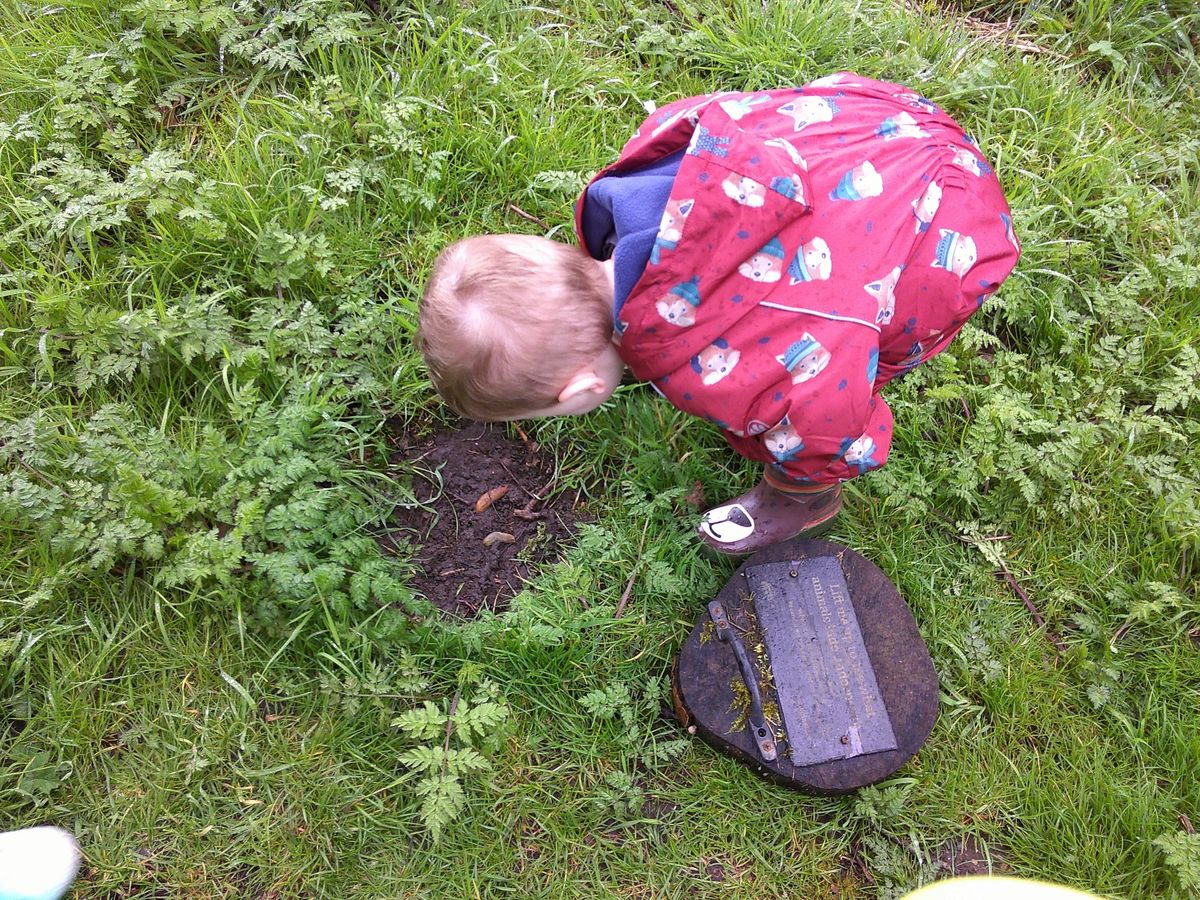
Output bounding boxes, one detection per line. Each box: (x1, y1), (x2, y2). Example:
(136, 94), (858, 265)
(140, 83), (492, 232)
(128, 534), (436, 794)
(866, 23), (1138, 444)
(558, 370), (606, 403)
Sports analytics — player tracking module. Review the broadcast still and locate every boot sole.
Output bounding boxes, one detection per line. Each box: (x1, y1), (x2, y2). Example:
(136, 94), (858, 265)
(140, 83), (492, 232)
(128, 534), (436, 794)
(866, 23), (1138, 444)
(696, 508), (842, 559)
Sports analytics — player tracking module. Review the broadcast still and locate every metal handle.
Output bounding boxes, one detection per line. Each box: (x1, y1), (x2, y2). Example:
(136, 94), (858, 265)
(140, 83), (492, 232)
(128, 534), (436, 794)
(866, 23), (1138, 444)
(708, 600), (777, 762)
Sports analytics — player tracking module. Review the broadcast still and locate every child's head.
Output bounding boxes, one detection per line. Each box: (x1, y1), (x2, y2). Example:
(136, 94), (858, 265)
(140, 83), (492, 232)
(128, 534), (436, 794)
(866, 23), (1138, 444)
(418, 234), (623, 421)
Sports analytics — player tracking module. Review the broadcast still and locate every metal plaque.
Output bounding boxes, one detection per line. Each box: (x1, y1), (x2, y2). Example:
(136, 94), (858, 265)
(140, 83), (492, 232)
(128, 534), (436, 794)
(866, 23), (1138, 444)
(745, 557), (898, 766)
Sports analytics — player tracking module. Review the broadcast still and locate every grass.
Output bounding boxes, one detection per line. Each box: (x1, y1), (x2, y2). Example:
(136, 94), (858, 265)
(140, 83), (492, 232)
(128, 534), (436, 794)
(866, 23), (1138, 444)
(1, 0), (1199, 896)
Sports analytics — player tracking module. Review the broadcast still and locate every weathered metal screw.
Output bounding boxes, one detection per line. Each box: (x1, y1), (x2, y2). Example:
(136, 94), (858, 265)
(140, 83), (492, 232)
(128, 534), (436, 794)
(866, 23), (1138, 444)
(840, 734), (850, 745)
(789, 569), (797, 577)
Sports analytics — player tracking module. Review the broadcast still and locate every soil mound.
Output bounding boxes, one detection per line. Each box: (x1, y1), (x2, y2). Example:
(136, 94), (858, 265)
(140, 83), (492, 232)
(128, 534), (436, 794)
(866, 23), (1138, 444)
(389, 424), (579, 615)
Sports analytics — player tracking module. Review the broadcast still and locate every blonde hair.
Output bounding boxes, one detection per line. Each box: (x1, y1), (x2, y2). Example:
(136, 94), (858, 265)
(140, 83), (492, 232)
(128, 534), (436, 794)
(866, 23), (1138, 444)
(417, 234), (614, 420)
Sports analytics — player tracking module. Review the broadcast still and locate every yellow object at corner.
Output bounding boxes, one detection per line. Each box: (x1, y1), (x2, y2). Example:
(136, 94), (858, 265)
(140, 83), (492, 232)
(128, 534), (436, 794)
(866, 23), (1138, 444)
(900, 876), (1105, 900)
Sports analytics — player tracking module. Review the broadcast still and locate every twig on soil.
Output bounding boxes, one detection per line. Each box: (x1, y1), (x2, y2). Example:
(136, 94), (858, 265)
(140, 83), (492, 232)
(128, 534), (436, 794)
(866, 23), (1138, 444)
(615, 521), (652, 618)
(505, 203), (550, 229)
(615, 568), (639, 618)
(14, 456), (58, 490)
(1110, 619), (1135, 648)
(506, 471), (557, 517)
(931, 484), (1064, 656)
(998, 564), (1068, 654)
(530, 474), (556, 501)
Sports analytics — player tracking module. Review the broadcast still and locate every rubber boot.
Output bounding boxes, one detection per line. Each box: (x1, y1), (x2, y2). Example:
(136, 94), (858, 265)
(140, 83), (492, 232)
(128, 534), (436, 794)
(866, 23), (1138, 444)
(696, 474), (842, 556)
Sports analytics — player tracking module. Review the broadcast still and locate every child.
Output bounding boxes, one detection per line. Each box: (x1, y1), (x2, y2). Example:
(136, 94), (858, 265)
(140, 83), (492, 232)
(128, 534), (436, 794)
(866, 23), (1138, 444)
(418, 73), (1020, 555)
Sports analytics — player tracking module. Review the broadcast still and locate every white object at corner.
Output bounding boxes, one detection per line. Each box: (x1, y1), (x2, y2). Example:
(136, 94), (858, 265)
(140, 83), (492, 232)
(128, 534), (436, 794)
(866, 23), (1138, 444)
(0, 827), (80, 900)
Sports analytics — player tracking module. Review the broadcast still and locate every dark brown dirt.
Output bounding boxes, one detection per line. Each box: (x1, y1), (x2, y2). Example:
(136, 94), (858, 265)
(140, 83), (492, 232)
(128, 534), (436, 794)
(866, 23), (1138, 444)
(387, 424), (579, 615)
(933, 834), (1011, 877)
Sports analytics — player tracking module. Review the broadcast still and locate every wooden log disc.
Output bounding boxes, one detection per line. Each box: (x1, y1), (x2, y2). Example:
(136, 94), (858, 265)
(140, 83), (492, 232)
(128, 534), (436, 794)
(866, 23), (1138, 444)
(671, 538), (938, 793)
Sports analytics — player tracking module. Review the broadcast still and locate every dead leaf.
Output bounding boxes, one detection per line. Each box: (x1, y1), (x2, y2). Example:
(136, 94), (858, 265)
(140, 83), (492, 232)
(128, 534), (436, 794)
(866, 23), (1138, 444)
(684, 480), (706, 510)
(474, 485), (509, 512)
(482, 531), (516, 548)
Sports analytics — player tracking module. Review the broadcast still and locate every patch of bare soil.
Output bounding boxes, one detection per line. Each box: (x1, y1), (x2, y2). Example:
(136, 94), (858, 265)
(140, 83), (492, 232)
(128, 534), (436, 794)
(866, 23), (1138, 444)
(933, 834), (1011, 877)
(387, 424), (579, 615)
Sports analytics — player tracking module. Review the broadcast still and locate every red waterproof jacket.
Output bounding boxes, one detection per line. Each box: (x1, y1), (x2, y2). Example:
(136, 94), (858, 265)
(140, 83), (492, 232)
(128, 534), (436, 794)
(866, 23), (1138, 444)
(574, 73), (1020, 485)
